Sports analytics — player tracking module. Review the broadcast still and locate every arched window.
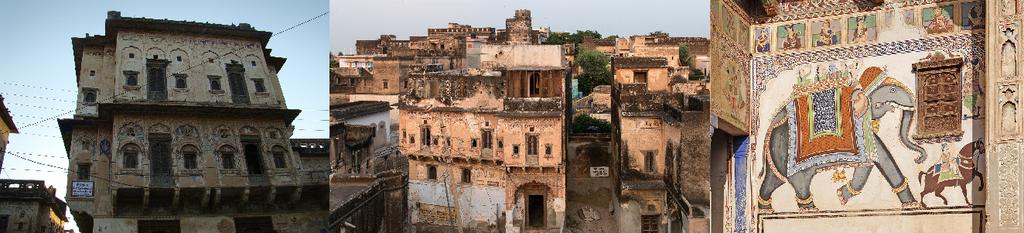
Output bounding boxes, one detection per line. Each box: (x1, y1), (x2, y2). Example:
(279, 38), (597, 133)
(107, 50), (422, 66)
(427, 165), (437, 180)
(175, 74), (188, 88)
(181, 145), (199, 169)
(84, 90), (97, 103)
(219, 145), (237, 169)
(122, 144), (140, 169)
(272, 146), (288, 168)
(529, 72), (541, 96)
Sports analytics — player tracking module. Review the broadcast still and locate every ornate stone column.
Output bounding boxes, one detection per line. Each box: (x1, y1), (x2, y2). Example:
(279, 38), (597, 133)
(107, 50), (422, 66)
(987, 0), (1024, 231)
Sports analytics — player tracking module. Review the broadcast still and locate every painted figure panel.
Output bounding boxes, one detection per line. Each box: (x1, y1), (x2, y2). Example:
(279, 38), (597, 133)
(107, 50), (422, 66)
(961, 2), (985, 30)
(755, 27), (771, 53)
(923, 5), (955, 34)
(848, 15), (876, 44)
(778, 23), (805, 51)
(810, 19), (841, 48)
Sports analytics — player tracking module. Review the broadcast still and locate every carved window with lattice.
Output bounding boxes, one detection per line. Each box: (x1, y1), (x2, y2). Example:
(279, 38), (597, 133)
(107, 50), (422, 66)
(912, 56), (964, 141)
(122, 144), (140, 169)
(182, 145), (199, 170)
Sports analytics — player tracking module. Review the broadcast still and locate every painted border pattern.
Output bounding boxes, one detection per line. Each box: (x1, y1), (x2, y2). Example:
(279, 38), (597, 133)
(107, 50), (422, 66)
(996, 141), (1020, 226)
(766, 0), (964, 23)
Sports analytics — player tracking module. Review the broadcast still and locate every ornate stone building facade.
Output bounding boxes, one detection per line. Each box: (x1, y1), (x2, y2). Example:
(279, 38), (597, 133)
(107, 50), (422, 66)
(399, 45), (568, 232)
(59, 11), (327, 233)
(986, 0), (1023, 231)
(711, 0), (990, 232)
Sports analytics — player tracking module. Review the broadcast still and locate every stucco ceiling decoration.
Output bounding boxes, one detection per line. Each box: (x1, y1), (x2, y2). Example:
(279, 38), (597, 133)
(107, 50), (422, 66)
(762, 0), (779, 17)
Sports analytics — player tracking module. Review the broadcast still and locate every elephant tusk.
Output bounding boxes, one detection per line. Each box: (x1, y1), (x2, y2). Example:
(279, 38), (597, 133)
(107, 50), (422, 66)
(887, 102), (915, 111)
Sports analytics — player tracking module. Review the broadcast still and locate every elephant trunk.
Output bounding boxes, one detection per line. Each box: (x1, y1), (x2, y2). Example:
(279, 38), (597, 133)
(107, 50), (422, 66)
(900, 110), (927, 164)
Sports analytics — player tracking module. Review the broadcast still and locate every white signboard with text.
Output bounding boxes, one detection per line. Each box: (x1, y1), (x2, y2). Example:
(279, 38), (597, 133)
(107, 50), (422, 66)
(71, 181), (94, 197)
(590, 167), (609, 177)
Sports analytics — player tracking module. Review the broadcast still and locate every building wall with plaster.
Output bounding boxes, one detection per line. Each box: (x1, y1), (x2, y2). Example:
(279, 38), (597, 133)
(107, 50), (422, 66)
(711, 0), (988, 232)
(400, 44), (567, 232)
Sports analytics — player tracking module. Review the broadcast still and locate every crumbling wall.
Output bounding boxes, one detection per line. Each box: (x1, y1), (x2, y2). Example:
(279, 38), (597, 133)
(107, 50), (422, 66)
(407, 164), (507, 232)
(479, 45), (563, 70)
(619, 116), (666, 175)
(564, 135), (618, 233)
(505, 10), (534, 45)
(401, 74), (506, 108)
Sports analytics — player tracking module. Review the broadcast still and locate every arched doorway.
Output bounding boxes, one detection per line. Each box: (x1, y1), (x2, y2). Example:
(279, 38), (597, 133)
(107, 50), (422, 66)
(244, 144), (265, 175)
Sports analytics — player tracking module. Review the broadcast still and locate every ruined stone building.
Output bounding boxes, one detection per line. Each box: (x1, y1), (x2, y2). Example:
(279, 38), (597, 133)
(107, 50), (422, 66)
(328, 100), (407, 233)
(582, 35), (710, 74)
(58, 11), (327, 233)
(572, 85), (612, 122)
(399, 44), (568, 232)
(341, 9), (545, 73)
(613, 57), (673, 92)
(331, 9), (552, 144)
(585, 55), (711, 233)
(329, 101), (396, 176)
(0, 95), (16, 170)
(497, 10), (546, 45)
(710, 0), (991, 232)
(291, 138), (331, 199)
(0, 179), (68, 233)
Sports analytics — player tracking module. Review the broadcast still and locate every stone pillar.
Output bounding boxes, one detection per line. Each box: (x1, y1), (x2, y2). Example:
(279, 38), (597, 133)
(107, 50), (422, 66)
(987, 0), (1024, 231)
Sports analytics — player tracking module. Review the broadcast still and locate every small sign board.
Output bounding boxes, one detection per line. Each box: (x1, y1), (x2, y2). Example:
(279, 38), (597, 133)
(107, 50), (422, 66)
(590, 167), (609, 177)
(71, 181), (94, 197)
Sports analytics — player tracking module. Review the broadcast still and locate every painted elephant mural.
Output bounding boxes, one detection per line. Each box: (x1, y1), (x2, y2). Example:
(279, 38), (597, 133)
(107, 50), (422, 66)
(757, 66), (927, 212)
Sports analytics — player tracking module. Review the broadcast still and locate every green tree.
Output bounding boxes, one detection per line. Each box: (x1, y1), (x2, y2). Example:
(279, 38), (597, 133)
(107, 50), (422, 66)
(330, 53), (338, 68)
(543, 32), (571, 45)
(649, 31), (669, 37)
(572, 114), (612, 133)
(689, 68), (707, 81)
(569, 30), (602, 44)
(678, 46), (693, 67)
(576, 49), (612, 96)
(676, 46), (708, 81)
(544, 30), (602, 45)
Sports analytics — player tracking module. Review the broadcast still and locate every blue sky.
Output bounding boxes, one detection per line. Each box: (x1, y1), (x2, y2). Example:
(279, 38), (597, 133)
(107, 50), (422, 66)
(0, 0), (327, 230)
(331, 0), (711, 54)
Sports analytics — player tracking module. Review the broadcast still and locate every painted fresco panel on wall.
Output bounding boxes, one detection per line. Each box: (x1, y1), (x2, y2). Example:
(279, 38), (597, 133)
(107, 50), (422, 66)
(749, 35), (986, 221)
(848, 15), (877, 44)
(710, 4), (751, 133)
(904, 8), (918, 27)
(755, 28), (771, 53)
(810, 19), (841, 48)
(723, 10), (735, 41)
(752, 53), (986, 217)
(923, 5), (955, 34)
(778, 23), (805, 51)
(960, 1), (984, 30)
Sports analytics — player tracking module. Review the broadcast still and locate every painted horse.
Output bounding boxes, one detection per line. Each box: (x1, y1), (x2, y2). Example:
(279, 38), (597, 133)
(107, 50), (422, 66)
(918, 140), (985, 207)
(758, 67), (927, 212)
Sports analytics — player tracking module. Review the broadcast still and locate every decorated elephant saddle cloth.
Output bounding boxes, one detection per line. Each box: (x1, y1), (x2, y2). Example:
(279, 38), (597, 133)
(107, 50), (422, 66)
(785, 83), (870, 176)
